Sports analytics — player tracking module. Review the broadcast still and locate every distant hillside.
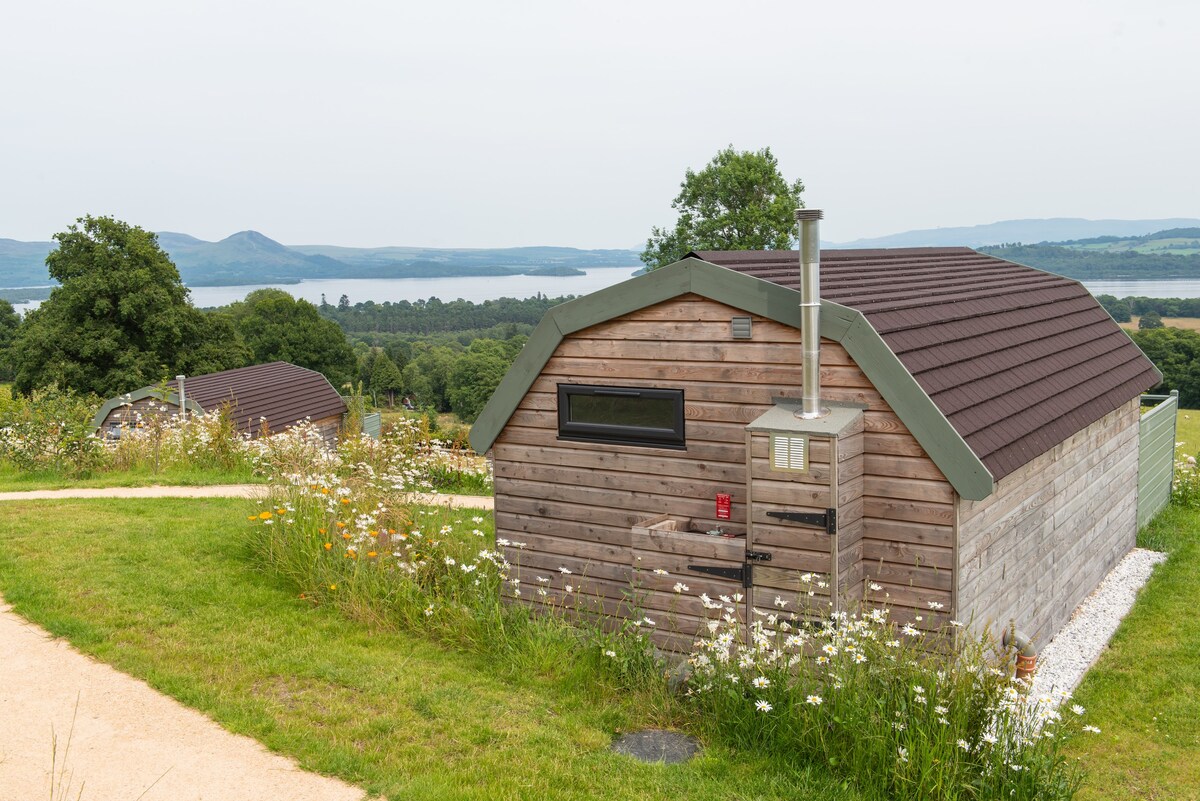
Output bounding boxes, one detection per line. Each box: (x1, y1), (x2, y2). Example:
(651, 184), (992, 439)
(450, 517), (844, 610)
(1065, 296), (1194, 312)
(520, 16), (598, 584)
(830, 218), (1200, 249)
(290, 243), (640, 272)
(1050, 227), (1200, 256)
(0, 238), (54, 287)
(982, 228), (1200, 279)
(0, 231), (642, 289)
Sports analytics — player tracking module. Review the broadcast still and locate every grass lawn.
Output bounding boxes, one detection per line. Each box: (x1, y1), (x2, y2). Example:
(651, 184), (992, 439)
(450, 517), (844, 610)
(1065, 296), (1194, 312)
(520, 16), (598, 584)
(1063, 502), (1200, 800)
(1173, 407), (1200, 456)
(0, 498), (860, 801)
(0, 463), (266, 492)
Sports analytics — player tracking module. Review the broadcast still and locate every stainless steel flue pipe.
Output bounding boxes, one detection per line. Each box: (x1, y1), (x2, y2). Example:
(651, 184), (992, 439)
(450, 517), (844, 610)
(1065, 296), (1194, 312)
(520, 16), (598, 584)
(796, 208), (825, 419)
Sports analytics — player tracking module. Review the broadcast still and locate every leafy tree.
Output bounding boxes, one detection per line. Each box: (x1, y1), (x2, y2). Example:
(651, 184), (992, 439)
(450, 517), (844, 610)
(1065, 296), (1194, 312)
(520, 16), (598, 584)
(369, 349), (405, 407)
(401, 343), (458, 411)
(226, 289), (357, 388)
(446, 338), (515, 423)
(1130, 327), (1200, 407)
(10, 216), (245, 397)
(0, 300), (19, 380)
(1095, 294), (1131, 323)
(1139, 310), (1165, 329)
(640, 146), (806, 270)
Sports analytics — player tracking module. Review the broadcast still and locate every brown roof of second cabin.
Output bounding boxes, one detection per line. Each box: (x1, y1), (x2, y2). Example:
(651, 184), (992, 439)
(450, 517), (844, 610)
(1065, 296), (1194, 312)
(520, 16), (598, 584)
(167, 361), (346, 436)
(690, 247), (1162, 480)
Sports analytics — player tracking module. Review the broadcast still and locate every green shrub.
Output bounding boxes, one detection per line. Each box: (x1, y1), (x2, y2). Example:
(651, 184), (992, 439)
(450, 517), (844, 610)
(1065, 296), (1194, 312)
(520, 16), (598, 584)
(0, 385), (105, 475)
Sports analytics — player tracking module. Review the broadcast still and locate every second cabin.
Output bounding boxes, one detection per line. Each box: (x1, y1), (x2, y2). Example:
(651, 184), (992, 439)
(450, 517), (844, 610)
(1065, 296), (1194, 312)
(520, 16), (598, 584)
(469, 231), (1162, 651)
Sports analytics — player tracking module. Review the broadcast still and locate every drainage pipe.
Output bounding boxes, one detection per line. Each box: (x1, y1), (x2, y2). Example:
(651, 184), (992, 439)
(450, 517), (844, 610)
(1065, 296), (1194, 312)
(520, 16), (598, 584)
(1002, 627), (1038, 680)
(795, 208), (825, 420)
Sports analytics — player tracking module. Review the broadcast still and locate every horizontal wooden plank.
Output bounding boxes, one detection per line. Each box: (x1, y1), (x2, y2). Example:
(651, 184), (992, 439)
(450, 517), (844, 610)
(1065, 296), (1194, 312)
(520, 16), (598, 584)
(494, 442), (747, 484)
(631, 527), (746, 562)
(496, 425), (745, 464)
(864, 453), (946, 481)
(863, 476), (955, 505)
(863, 497), (955, 526)
(863, 432), (925, 457)
(541, 357), (873, 389)
(497, 461), (740, 501)
(862, 518), (953, 548)
(495, 477), (749, 525)
(862, 539), (954, 570)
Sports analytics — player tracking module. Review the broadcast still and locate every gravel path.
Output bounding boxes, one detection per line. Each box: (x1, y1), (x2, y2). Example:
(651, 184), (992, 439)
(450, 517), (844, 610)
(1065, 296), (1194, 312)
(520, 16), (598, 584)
(0, 597), (368, 801)
(1031, 547), (1168, 700)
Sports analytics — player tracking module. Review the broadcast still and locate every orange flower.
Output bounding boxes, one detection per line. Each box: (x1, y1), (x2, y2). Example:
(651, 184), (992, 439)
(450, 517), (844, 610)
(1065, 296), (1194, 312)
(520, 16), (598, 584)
(342, 532), (351, 540)
(324, 542), (333, 550)
(276, 508), (286, 515)
(367, 551), (378, 558)
(340, 498), (350, 505)
(247, 515), (258, 521)
(329, 583), (337, 591)
(321, 488), (330, 494)
(258, 511), (273, 520)
(336, 521), (346, 529)
(368, 530), (378, 538)
(318, 528), (327, 535)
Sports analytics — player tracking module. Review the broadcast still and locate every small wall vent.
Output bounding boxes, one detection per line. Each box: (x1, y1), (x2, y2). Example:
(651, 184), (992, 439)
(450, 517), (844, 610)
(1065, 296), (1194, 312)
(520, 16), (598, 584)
(731, 316), (752, 339)
(770, 434), (808, 473)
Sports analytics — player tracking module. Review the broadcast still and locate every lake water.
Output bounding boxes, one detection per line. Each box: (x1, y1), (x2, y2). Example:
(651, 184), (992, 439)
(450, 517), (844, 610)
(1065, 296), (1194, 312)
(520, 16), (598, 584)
(188, 266), (643, 308)
(11, 266), (642, 315)
(14, 272), (1200, 316)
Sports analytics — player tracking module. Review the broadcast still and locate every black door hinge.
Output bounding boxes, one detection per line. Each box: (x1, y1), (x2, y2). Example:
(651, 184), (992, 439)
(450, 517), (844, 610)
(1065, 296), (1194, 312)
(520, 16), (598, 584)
(765, 508), (837, 535)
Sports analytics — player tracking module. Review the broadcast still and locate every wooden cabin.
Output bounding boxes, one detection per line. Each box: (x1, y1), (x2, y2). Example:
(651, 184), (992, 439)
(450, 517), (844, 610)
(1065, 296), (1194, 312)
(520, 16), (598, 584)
(469, 248), (1162, 649)
(92, 361), (348, 443)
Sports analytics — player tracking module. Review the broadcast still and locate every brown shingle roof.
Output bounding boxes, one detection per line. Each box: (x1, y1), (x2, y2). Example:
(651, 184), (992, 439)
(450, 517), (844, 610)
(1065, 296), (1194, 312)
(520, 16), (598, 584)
(690, 248), (1162, 480)
(166, 361), (347, 437)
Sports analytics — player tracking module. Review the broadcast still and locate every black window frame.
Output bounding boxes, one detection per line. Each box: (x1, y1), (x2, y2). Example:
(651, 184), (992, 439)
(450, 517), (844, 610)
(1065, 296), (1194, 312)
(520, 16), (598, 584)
(556, 383), (686, 449)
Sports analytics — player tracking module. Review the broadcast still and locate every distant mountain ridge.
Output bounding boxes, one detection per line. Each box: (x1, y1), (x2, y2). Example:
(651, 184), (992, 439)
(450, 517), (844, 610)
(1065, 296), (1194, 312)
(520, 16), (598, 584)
(0, 230), (642, 291)
(829, 217), (1200, 249)
(5, 218), (1200, 294)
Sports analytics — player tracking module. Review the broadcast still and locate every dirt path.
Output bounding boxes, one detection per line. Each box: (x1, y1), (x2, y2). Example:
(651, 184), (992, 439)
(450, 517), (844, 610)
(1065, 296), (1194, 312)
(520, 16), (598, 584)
(0, 484), (494, 509)
(0, 597), (368, 801)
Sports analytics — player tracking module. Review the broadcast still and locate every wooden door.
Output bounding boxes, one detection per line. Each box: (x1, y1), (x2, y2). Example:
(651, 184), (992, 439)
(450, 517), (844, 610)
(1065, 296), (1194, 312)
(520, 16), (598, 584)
(746, 431), (838, 619)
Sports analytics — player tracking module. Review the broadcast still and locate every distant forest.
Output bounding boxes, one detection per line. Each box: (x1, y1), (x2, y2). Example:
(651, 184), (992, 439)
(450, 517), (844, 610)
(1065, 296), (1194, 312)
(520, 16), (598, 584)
(981, 227), (1200, 278)
(980, 244), (1200, 278)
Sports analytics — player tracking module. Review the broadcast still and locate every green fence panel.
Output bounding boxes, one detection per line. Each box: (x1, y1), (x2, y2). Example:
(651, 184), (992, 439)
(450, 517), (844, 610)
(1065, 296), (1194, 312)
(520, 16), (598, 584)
(1139, 391), (1179, 529)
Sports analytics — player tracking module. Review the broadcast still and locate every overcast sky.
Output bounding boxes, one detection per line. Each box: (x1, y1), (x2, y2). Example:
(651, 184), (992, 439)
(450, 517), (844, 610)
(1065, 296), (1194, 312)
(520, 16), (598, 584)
(2, 1), (1196, 248)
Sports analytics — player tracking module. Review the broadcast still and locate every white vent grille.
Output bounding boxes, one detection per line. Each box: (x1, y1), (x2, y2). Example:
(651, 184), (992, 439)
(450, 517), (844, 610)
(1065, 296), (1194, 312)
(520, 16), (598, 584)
(770, 434), (808, 472)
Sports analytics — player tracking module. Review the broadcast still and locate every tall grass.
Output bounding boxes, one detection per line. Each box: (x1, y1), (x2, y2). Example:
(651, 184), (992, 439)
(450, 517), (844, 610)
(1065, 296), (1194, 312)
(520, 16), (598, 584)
(685, 593), (1087, 800)
(0, 385), (492, 493)
(249, 436), (1096, 800)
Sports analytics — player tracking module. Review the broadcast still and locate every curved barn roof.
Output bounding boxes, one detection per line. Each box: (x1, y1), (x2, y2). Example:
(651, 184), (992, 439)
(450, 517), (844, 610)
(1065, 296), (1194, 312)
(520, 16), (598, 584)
(93, 361), (347, 437)
(469, 250), (1161, 499)
(693, 248), (1161, 480)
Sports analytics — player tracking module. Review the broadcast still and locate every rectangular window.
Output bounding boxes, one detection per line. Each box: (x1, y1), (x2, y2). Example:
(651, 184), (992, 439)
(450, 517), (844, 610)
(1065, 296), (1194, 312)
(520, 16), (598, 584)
(557, 384), (685, 449)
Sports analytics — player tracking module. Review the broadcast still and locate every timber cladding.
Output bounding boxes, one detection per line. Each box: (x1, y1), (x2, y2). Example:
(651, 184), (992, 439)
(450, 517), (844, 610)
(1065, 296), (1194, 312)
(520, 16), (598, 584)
(956, 399), (1141, 644)
(493, 295), (954, 630)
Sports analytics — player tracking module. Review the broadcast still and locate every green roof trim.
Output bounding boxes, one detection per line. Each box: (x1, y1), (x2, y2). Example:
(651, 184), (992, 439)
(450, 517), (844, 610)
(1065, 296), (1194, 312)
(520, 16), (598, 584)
(469, 257), (995, 501)
(91, 386), (205, 430)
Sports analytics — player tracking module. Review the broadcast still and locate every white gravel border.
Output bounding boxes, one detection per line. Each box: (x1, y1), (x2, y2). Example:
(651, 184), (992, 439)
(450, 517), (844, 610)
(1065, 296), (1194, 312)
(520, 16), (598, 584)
(1030, 547), (1168, 700)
